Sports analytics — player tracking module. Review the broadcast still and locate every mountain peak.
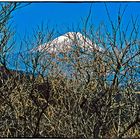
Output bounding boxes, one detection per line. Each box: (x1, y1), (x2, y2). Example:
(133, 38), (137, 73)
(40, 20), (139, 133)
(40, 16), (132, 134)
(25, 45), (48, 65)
(31, 32), (104, 53)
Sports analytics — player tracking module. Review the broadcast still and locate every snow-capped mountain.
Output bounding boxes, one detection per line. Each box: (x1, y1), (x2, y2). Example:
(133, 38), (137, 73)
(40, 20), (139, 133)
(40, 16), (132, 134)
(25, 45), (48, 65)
(31, 32), (104, 53)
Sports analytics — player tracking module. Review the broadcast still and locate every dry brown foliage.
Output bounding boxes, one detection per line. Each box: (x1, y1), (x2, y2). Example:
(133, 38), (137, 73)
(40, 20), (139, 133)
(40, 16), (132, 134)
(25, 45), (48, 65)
(0, 2), (140, 138)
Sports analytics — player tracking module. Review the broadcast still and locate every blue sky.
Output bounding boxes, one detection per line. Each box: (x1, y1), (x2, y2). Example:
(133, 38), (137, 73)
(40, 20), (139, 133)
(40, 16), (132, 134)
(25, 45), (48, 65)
(12, 2), (140, 51)
(1, 2), (139, 72)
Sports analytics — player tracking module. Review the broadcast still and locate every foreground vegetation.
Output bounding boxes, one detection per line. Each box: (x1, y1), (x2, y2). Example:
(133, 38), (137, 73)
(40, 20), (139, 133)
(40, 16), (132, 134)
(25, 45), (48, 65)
(0, 2), (140, 138)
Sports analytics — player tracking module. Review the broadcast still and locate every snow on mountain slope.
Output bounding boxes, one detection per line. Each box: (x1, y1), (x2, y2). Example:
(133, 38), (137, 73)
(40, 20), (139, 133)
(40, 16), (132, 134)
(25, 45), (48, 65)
(31, 32), (104, 54)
